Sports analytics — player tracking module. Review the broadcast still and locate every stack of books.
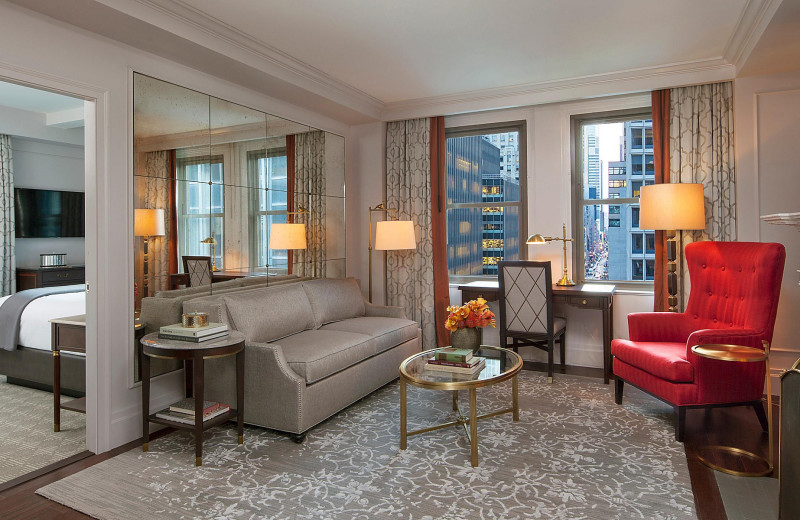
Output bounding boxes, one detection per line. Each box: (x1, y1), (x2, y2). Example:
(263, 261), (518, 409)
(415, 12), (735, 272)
(158, 322), (229, 342)
(427, 348), (486, 374)
(155, 398), (230, 425)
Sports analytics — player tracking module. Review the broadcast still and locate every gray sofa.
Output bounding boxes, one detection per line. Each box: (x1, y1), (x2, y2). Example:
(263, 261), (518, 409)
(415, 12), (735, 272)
(185, 277), (421, 441)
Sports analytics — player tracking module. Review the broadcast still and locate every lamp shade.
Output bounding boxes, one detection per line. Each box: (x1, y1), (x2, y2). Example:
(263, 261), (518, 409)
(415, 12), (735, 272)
(134, 208), (165, 237)
(526, 233), (547, 244)
(639, 183), (706, 231)
(269, 223), (307, 250)
(375, 220), (416, 250)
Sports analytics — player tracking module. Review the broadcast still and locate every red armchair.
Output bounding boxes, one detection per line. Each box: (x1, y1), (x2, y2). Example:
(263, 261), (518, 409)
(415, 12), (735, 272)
(612, 241), (786, 441)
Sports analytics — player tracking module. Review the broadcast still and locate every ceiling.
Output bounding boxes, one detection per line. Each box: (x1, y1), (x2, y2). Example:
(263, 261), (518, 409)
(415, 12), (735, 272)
(176, 0), (751, 104)
(0, 80), (84, 113)
(5, 0), (792, 123)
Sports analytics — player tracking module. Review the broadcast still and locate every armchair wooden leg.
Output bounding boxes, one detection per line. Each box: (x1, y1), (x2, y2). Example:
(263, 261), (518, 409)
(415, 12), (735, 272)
(614, 378), (624, 405)
(675, 407), (686, 442)
(547, 339), (554, 383)
(559, 334), (566, 372)
(754, 401), (769, 432)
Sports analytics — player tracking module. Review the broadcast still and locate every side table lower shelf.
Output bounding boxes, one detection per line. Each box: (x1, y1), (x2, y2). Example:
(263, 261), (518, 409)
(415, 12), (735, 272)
(148, 409), (238, 431)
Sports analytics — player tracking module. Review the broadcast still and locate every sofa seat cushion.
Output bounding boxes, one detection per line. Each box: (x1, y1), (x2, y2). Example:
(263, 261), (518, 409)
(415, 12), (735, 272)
(321, 317), (418, 355)
(612, 339), (694, 383)
(277, 330), (375, 384)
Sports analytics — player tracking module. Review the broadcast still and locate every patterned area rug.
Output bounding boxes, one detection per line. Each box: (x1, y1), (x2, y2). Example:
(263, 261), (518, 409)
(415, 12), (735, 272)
(37, 373), (695, 519)
(0, 375), (86, 484)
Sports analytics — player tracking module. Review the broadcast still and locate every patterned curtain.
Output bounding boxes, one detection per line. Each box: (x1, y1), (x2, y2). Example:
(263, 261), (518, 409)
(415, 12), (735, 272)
(386, 118), (436, 347)
(293, 131), (326, 277)
(0, 135), (15, 296)
(669, 81), (735, 310)
(143, 151), (173, 294)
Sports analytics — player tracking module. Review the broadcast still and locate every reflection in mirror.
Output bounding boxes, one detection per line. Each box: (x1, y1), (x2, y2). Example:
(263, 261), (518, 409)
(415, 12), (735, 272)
(132, 73), (345, 384)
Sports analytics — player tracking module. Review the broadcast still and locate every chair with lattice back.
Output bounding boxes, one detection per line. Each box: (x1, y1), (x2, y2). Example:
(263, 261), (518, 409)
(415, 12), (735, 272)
(182, 256), (213, 287)
(498, 260), (567, 383)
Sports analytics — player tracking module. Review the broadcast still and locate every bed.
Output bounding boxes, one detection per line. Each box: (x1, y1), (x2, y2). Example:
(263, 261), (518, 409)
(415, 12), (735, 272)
(0, 290), (86, 395)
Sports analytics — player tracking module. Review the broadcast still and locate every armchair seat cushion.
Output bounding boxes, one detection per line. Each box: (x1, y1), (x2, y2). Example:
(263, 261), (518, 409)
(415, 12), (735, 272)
(612, 339), (694, 383)
(276, 330), (374, 384)
(321, 317), (419, 355)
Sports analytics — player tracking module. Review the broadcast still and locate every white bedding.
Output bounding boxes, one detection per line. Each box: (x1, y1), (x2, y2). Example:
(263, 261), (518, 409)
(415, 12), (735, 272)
(0, 292), (86, 351)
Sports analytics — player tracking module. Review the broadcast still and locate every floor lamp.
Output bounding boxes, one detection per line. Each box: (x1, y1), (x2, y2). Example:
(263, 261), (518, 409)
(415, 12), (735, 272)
(639, 184), (706, 312)
(134, 208), (165, 298)
(269, 219), (308, 274)
(368, 202), (416, 302)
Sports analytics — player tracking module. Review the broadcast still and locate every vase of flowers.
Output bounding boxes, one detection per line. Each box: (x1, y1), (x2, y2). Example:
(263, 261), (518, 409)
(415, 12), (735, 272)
(445, 298), (496, 352)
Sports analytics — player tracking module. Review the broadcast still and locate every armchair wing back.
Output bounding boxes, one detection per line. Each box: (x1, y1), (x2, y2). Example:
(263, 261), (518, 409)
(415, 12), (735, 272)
(683, 241), (785, 346)
(612, 241), (786, 442)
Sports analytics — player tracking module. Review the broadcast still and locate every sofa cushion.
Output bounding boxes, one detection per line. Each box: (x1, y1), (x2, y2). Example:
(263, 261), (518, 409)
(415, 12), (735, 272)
(611, 340), (694, 383)
(222, 284), (314, 343)
(276, 329), (374, 384)
(302, 278), (365, 327)
(321, 317), (418, 355)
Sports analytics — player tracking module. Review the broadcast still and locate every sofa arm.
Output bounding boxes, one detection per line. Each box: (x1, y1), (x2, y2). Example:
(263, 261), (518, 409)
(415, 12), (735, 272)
(202, 340), (306, 433)
(627, 312), (694, 342)
(364, 301), (408, 319)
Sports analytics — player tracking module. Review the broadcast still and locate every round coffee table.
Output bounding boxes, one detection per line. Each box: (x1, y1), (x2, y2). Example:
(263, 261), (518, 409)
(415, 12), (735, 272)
(399, 345), (522, 467)
(691, 342), (773, 477)
(140, 330), (245, 466)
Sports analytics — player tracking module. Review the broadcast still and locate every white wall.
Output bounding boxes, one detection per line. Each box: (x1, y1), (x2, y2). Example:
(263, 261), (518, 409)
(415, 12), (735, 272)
(0, 1), (349, 453)
(11, 136), (85, 267)
(735, 69), (800, 389)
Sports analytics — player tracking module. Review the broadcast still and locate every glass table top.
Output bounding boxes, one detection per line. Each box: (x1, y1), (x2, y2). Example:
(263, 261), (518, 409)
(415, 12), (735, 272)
(400, 345), (522, 389)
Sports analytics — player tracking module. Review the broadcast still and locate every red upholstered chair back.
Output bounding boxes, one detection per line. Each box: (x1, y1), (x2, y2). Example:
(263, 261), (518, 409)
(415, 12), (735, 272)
(684, 241), (785, 342)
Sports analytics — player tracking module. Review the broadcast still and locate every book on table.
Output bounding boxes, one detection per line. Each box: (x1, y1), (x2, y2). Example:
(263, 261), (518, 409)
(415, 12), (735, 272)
(159, 322), (229, 338)
(426, 357), (486, 374)
(434, 347), (473, 363)
(169, 398), (223, 416)
(158, 331), (230, 343)
(155, 403), (231, 425)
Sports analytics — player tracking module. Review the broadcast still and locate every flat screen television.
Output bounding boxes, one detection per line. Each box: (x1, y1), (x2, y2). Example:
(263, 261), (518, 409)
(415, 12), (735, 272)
(14, 188), (85, 238)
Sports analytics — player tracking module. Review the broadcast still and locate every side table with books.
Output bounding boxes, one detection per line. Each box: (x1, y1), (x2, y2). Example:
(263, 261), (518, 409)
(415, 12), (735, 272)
(140, 326), (245, 466)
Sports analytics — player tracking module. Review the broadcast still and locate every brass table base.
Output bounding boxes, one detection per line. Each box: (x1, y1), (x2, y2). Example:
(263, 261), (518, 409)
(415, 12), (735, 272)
(697, 444), (773, 477)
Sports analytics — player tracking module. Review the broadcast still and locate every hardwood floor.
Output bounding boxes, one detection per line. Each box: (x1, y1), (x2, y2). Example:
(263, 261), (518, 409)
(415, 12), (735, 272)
(0, 377), (779, 520)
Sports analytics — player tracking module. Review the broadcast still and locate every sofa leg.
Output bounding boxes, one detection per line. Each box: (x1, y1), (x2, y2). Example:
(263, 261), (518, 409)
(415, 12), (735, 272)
(675, 407), (686, 442)
(614, 378), (624, 405)
(291, 432), (307, 444)
(754, 401), (769, 432)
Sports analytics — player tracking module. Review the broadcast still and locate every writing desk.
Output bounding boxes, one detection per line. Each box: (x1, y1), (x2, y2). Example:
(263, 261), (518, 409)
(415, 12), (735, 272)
(458, 281), (615, 384)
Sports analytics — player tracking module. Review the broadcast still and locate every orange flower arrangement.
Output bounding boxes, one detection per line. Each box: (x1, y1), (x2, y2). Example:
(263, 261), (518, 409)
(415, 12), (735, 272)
(444, 298), (496, 332)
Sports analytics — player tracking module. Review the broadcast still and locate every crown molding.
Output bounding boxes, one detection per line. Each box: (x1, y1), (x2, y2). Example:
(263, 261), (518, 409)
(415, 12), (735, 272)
(381, 58), (737, 121)
(95, 0), (384, 118)
(723, 0), (783, 70)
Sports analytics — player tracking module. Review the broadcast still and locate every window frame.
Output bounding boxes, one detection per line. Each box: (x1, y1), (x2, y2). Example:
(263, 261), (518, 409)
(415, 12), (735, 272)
(247, 147), (289, 270)
(445, 120), (528, 283)
(570, 108), (654, 289)
(175, 154), (225, 271)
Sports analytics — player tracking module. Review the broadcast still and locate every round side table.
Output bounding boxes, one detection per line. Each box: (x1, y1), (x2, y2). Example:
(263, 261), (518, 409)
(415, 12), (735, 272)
(691, 342), (773, 477)
(140, 330), (245, 466)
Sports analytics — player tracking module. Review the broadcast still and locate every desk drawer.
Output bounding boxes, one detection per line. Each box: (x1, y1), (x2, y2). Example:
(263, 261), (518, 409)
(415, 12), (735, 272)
(42, 268), (85, 285)
(569, 295), (603, 308)
(54, 325), (86, 353)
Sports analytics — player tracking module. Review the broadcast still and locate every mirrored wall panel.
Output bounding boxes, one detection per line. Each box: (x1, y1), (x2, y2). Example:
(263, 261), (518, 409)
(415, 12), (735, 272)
(132, 73), (345, 382)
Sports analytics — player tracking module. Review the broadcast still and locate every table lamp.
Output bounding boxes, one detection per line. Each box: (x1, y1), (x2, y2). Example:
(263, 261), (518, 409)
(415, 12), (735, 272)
(368, 202), (416, 302)
(527, 223), (575, 286)
(639, 183), (705, 312)
(134, 208), (165, 298)
(200, 237), (218, 271)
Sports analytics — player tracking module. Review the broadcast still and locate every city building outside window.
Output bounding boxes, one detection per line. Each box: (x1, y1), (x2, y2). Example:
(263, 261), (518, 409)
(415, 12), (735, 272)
(176, 155), (224, 269)
(445, 122), (526, 279)
(572, 112), (655, 284)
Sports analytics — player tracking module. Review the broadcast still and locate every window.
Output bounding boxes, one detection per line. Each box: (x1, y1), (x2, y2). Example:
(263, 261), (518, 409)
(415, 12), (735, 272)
(249, 148), (288, 269)
(176, 155), (224, 269)
(573, 112), (655, 284)
(446, 122), (526, 278)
